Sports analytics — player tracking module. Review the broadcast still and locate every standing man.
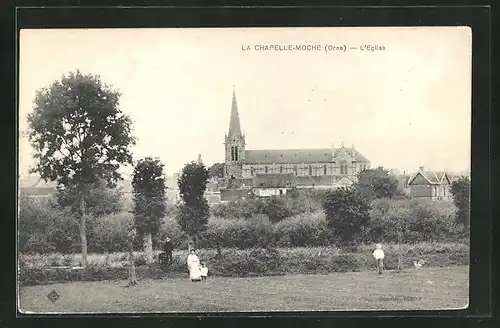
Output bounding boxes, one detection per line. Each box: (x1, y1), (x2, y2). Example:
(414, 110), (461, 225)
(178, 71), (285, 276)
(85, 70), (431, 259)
(163, 237), (174, 265)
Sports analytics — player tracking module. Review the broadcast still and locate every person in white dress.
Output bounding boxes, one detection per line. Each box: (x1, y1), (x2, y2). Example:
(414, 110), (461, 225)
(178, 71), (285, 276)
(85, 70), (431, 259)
(373, 243), (385, 275)
(187, 249), (202, 282)
(200, 262), (208, 281)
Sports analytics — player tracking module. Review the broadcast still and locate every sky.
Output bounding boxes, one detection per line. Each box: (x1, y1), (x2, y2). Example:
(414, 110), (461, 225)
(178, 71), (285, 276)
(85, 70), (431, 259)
(19, 27), (472, 177)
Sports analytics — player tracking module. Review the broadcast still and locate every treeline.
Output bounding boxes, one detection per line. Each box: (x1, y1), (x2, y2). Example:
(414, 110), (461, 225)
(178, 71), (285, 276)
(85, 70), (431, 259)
(19, 193), (466, 254)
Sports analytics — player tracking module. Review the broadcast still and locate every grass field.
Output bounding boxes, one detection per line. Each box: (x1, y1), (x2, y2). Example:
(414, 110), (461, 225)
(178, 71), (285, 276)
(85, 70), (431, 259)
(19, 265), (468, 313)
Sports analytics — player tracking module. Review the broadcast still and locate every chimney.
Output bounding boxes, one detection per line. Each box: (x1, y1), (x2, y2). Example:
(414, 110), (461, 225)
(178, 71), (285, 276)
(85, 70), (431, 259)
(419, 166), (424, 172)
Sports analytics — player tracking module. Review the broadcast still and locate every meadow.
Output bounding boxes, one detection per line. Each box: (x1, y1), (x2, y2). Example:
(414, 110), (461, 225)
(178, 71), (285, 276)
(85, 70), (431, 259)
(19, 265), (469, 313)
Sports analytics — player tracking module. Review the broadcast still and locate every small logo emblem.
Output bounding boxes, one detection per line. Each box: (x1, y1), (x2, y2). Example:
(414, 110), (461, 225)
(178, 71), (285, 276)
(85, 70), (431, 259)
(47, 290), (60, 303)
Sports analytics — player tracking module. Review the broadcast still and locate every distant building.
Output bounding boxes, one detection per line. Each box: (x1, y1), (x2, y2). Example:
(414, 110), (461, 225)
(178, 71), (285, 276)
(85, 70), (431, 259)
(407, 166), (452, 201)
(221, 90), (370, 197)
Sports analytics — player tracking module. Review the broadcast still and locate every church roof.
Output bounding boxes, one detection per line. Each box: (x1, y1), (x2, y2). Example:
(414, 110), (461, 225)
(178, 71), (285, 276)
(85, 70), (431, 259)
(227, 89), (242, 137)
(244, 148), (369, 165)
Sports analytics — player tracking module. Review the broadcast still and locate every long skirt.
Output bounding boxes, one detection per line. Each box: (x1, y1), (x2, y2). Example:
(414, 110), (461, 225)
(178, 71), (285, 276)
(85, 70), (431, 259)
(189, 264), (202, 281)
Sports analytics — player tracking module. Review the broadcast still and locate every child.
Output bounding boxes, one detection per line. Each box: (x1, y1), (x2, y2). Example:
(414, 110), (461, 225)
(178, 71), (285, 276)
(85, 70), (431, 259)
(373, 243), (385, 275)
(200, 262), (208, 281)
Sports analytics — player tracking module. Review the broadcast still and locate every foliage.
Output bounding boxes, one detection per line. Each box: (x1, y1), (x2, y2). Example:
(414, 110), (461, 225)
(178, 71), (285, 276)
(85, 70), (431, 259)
(210, 189), (323, 220)
(199, 215), (275, 249)
(208, 162), (225, 179)
(273, 212), (333, 247)
(26, 70), (135, 188)
(55, 178), (124, 217)
(450, 176), (470, 229)
(132, 157), (167, 237)
(18, 194), (79, 254)
(263, 196), (292, 223)
(26, 70), (136, 265)
(176, 161), (210, 239)
(322, 187), (371, 244)
(365, 198), (463, 243)
(354, 166), (405, 202)
(19, 243), (469, 286)
(91, 212), (134, 253)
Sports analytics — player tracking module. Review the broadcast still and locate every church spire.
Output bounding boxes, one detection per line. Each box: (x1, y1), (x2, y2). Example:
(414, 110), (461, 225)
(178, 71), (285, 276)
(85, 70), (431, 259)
(228, 88), (242, 137)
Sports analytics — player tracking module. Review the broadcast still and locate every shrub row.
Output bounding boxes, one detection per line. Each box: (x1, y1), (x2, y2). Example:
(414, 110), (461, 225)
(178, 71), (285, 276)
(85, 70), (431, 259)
(19, 243), (469, 286)
(19, 195), (466, 254)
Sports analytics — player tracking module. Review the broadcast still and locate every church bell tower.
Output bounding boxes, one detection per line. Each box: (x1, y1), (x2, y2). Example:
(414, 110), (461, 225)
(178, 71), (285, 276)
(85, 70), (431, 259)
(224, 89), (245, 179)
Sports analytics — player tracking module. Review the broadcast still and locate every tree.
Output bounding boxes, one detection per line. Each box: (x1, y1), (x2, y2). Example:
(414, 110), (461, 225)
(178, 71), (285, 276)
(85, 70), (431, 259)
(354, 167), (403, 202)
(450, 176), (470, 230)
(126, 229), (138, 286)
(176, 161), (210, 249)
(264, 196), (291, 223)
(208, 163), (225, 179)
(132, 157), (167, 264)
(56, 178), (123, 217)
(322, 187), (371, 244)
(26, 70), (135, 266)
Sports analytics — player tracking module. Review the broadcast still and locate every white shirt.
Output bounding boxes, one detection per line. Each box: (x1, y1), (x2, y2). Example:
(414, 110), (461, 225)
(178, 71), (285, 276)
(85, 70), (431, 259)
(200, 266), (208, 276)
(373, 249), (385, 260)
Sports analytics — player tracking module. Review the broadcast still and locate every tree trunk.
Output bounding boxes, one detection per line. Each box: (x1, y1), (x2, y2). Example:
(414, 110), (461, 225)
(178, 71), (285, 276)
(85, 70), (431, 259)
(397, 229), (403, 270)
(143, 232), (154, 264)
(216, 242), (222, 258)
(128, 236), (137, 286)
(79, 191), (88, 267)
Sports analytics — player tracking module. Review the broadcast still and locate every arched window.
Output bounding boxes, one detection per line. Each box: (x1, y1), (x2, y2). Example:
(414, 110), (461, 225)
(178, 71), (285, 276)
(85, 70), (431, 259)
(309, 166), (313, 176)
(280, 166), (283, 173)
(230, 147), (234, 161)
(234, 146), (239, 161)
(323, 164), (327, 175)
(265, 166), (268, 174)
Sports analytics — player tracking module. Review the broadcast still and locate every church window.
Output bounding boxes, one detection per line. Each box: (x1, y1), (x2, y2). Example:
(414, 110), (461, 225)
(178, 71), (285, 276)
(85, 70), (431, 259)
(294, 166), (298, 175)
(309, 166), (312, 175)
(251, 167), (254, 176)
(323, 164), (327, 175)
(280, 166), (283, 173)
(265, 166), (268, 174)
(234, 146), (239, 161)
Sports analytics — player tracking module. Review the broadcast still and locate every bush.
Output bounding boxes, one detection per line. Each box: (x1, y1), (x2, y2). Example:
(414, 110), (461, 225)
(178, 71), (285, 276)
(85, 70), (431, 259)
(322, 188), (371, 244)
(18, 195), (80, 254)
(365, 199), (464, 244)
(18, 243), (469, 286)
(90, 212), (134, 253)
(199, 215), (275, 249)
(273, 212), (332, 247)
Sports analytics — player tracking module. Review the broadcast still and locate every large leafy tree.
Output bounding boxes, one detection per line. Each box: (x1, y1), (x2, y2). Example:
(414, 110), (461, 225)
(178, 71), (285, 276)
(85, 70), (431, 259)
(176, 161), (210, 248)
(208, 162), (225, 179)
(354, 167), (404, 202)
(322, 187), (371, 244)
(450, 176), (470, 230)
(26, 70), (135, 266)
(132, 157), (167, 264)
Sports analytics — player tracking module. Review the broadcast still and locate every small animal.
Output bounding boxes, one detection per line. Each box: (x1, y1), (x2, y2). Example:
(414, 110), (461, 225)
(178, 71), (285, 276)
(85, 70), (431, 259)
(413, 259), (426, 269)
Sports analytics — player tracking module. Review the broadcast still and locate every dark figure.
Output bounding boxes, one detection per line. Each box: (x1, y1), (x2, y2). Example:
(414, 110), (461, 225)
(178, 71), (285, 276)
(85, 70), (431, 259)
(160, 237), (174, 265)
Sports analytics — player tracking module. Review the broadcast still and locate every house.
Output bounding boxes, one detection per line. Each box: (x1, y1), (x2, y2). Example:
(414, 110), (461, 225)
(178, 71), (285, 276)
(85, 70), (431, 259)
(252, 173), (296, 197)
(407, 166), (452, 201)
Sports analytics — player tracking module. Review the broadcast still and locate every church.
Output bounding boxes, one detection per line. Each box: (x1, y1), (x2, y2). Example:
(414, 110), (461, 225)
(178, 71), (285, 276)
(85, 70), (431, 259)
(222, 90), (371, 197)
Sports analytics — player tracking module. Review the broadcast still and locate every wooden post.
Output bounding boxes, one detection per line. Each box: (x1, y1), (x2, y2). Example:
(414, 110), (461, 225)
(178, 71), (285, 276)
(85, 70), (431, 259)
(397, 229), (403, 271)
(127, 230), (137, 286)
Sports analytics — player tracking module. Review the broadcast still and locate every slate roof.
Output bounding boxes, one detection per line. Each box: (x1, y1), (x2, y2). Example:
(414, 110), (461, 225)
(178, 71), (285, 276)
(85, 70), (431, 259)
(253, 174), (297, 188)
(408, 171), (450, 185)
(244, 148), (369, 165)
